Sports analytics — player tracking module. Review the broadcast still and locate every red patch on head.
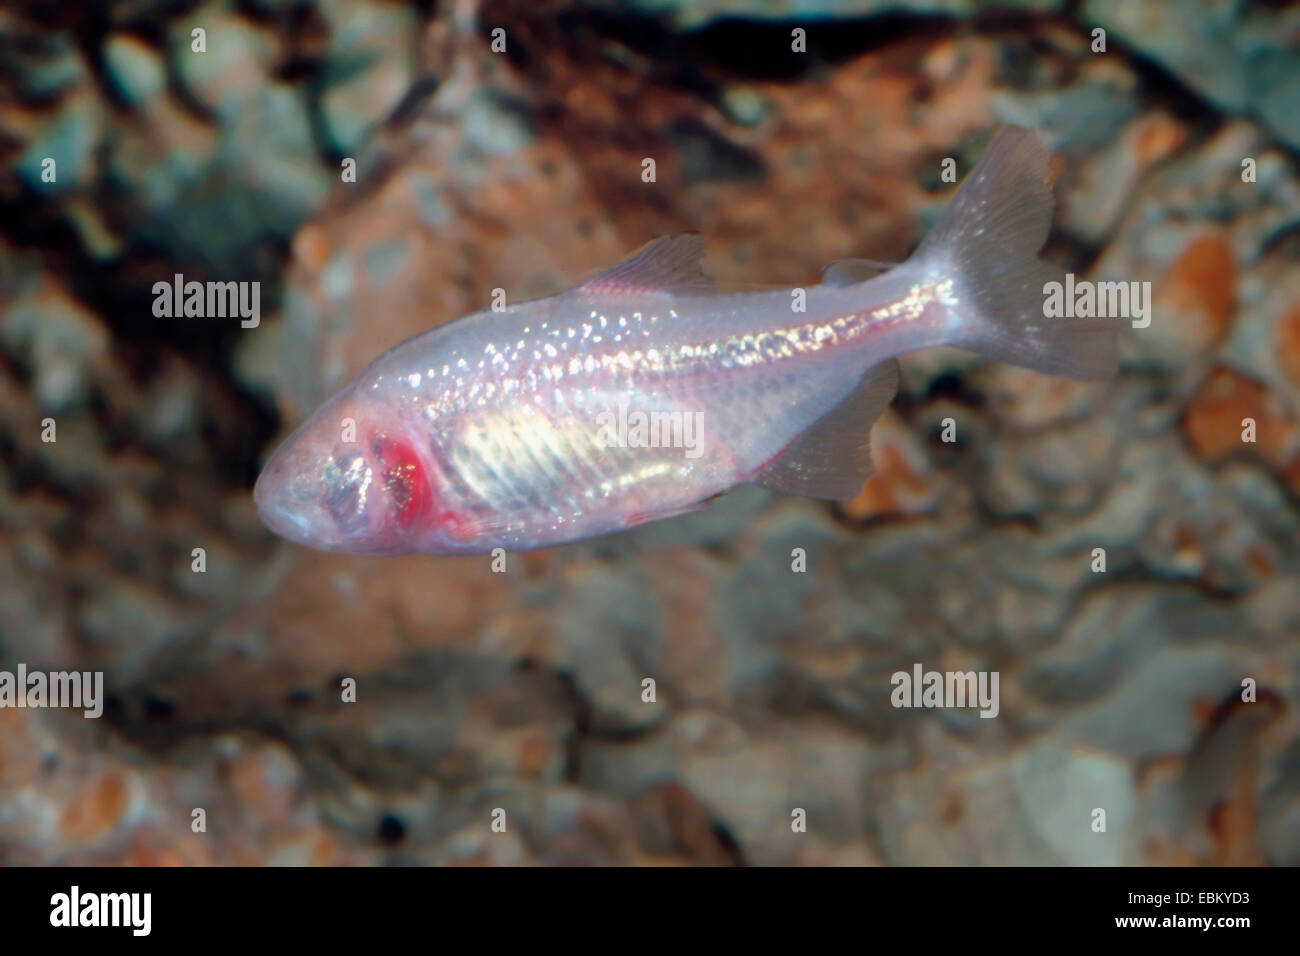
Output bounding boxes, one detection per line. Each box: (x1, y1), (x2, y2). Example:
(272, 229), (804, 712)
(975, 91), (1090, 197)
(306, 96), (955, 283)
(370, 433), (477, 541)
(370, 434), (430, 529)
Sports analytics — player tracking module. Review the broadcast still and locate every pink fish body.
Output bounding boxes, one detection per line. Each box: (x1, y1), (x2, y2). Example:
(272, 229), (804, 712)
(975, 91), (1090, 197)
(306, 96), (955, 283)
(255, 127), (1116, 555)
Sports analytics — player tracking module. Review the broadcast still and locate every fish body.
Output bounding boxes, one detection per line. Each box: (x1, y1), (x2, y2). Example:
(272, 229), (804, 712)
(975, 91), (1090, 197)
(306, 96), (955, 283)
(255, 127), (1117, 555)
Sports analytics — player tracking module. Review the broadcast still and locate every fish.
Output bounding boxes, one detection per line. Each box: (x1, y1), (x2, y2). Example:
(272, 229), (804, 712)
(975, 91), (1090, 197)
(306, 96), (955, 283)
(254, 126), (1118, 556)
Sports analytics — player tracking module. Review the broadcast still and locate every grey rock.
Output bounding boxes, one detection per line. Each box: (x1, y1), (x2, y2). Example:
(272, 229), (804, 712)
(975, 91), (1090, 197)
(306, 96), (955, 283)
(103, 34), (167, 107)
(1084, 0), (1300, 149)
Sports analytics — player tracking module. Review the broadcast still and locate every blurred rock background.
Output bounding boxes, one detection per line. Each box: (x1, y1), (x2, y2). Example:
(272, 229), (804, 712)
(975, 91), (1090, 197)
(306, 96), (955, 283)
(1, 0), (1298, 865)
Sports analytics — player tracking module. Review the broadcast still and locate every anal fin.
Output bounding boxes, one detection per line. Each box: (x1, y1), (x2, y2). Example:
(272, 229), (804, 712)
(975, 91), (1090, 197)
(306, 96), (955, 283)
(751, 359), (900, 501)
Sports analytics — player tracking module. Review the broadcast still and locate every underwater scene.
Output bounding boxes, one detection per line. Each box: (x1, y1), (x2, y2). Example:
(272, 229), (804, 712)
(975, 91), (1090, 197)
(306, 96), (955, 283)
(1, 0), (1298, 873)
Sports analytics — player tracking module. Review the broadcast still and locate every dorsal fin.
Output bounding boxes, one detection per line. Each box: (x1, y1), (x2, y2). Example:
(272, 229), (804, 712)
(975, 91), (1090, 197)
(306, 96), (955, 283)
(821, 258), (899, 286)
(578, 235), (714, 296)
(752, 359), (900, 500)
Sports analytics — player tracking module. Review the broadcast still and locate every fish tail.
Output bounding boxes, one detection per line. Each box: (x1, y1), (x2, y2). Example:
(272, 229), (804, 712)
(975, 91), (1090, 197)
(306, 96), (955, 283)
(910, 126), (1118, 381)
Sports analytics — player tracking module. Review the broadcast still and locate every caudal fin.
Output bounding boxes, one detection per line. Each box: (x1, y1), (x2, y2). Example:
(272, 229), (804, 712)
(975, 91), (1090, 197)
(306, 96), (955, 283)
(912, 126), (1118, 381)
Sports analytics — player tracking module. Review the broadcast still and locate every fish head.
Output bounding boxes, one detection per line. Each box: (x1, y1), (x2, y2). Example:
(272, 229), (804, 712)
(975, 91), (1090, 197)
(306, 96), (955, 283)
(254, 390), (433, 555)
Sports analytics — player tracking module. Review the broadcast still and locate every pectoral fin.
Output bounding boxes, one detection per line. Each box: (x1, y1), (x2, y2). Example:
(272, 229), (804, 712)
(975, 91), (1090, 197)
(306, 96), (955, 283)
(751, 359), (900, 501)
(625, 492), (723, 528)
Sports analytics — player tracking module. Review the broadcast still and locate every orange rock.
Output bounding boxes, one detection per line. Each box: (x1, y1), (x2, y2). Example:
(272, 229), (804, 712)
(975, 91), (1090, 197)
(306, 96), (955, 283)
(1245, 546), (1274, 578)
(306, 829), (348, 865)
(1275, 301), (1300, 387)
(1207, 784), (1260, 866)
(1182, 366), (1300, 466)
(842, 414), (934, 521)
(59, 770), (130, 843)
(1132, 112), (1187, 166)
(1159, 231), (1237, 351)
(1047, 152), (1067, 183)
(848, 447), (920, 519)
(517, 732), (550, 777)
(292, 224), (331, 272)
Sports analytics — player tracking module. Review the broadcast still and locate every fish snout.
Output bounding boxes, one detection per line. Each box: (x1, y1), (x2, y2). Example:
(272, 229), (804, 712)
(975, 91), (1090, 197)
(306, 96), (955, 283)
(253, 448), (331, 548)
(254, 416), (434, 555)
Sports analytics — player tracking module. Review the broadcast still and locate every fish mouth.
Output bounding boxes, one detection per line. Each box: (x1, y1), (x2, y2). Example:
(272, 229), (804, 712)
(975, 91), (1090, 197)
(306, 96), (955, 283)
(253, 454), (321, 547)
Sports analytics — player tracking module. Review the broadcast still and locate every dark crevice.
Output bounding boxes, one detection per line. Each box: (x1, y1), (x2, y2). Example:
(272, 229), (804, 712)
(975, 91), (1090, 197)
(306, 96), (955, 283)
(589, 9), (957, 83)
